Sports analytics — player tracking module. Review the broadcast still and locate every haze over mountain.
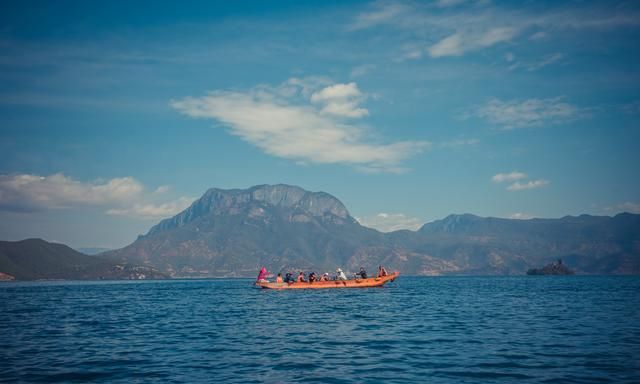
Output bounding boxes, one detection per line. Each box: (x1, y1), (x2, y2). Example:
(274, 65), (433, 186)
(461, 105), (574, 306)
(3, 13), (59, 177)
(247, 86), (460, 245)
(76, 247), (112, 255)
(410, 213), (640, 275)
(104, 185), (640, 277)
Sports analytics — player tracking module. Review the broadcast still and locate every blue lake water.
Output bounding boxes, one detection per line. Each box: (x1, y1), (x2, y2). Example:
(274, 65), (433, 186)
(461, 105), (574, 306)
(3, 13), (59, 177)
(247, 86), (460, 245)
(1, 276), (639, 383)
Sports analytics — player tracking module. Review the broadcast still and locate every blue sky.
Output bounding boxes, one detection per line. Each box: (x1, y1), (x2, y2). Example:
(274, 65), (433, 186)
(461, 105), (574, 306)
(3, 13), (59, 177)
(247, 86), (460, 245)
(1, 0), (639, 248)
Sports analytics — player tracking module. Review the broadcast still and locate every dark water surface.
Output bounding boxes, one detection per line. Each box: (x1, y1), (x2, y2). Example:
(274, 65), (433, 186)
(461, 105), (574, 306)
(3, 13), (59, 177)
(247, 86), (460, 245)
(1, 276), (639, 383)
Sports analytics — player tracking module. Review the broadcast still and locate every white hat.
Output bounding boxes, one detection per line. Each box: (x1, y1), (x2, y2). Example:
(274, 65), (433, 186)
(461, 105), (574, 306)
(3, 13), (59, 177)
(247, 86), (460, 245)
(336, 268), (343, 272)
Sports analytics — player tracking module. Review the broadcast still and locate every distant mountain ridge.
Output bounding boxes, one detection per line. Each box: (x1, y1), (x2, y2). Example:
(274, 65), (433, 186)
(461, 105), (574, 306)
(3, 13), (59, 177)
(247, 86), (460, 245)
(4, 185), (639, 280)
(0, 239), (167, 280)
(104, 184), (640, 277)
(413, 212), (640, 275)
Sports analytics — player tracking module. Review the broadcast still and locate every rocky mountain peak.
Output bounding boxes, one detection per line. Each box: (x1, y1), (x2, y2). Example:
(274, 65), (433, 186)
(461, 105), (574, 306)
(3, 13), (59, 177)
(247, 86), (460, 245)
(420, 213), (482, 233)
(146, 184), (353, 235)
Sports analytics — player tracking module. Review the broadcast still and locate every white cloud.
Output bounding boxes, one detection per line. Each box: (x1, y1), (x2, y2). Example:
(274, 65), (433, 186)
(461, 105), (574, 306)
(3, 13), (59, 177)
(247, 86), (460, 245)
(310, 82), (362, 102)
(282, 76), (333, 98)
(527, 53), (564, 71)
(608, 202), (640, 214)
(349, 2), (410, 30)
(428, 33), (464, 57)
(396, 47), (423, 61)
(477, 27), (518, 47)
(474, 97), (582, 129)
(492, 171), (527, 183)
(106, 197), (194, 220)
(310, 82), (369, 118)
(0, 173), (143, 211)
(529, 31), (548, 41)
(350, 2), (640, 58)
(356, 212), (424, 232)
(171, 78), (429, 172)
(509, 212), (534, 220)
(436, 0), (468, 8)
(427, 27), (517, 58)
(352, 3), (522, 58)
(0, 173), (191, 219)
(508, 52), (565, 71)
(492, 171), (549, 192)
(438, 138), (480, 148)
(350, 64), (376, 78)
(153, 185), (170, 194)
(507, 179), (550, 191)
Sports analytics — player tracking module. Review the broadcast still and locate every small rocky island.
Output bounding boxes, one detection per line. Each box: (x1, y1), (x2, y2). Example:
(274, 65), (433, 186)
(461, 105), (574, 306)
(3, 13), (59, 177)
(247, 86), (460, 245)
(527, 259), (574, 275)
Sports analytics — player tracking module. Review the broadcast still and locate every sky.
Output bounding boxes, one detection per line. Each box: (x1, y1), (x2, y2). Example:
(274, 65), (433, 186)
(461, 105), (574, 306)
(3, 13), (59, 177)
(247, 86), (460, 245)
(1, 0), (639, 248)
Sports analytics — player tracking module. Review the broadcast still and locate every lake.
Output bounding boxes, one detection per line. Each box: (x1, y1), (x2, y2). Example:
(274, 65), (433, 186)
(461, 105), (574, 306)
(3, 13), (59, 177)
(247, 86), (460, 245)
(1, 276), (639, 383)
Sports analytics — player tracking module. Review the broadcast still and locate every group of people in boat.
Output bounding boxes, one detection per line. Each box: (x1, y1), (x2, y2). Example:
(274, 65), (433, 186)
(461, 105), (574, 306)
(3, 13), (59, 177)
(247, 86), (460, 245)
(256, 265), (389, 284)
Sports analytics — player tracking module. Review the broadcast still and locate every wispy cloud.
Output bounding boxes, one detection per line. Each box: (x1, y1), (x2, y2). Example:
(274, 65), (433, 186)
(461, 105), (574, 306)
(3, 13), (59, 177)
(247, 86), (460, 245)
(0, 173), (192, 219)
(153, 185), (170, 194)
(435, 0), (471, 8)
(350, 1), (640, 58)
(605, 201), (640, 214)
(351, 1), (518, 58)
(171, 77), (429, 173)
(509, 212), (535, 220)
(492, 171), (549, 192)
(350, 64), (376, 78)
(356, 212), (424, 232)
(473, 97), (583, 129)
(438, 138), (480, 148)
(428, 27), (518, 57)
(492, 171), (527, 183)
(508, 52), (565, 71)
(506, 180), (550, 191)
(527, 53), (564, 71)
(529, 31), (548, 41)
(620, 100), (640, 115)
(106, 197), (194, 219)
(349, 2), (410, 30)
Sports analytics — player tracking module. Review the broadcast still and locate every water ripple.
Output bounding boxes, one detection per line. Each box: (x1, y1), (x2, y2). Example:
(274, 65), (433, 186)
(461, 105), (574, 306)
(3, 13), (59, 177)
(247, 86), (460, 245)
(1, 276), (639, 383)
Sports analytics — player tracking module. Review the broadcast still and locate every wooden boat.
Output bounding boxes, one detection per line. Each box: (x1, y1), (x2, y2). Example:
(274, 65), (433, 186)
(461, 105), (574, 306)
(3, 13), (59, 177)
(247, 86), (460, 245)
(256, 272), (399, 290)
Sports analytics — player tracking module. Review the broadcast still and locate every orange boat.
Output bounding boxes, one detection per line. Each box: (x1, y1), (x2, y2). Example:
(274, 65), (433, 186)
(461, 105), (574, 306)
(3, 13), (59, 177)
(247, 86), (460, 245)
(256, 272), (399, 290)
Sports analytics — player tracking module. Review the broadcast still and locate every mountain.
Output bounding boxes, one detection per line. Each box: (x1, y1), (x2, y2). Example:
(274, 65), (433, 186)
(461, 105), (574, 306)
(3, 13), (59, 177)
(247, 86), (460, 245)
(5, 186), (637, 279)
(107, 184), (389, 277)
(106, 184), (640, 277)
(0, 239), (167, 280)
(412, 213), (640, 275)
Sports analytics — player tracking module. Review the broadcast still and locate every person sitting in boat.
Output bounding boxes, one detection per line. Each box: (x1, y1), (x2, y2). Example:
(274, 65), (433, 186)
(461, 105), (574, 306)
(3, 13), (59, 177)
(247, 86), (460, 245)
(308, 272), (317, 283)
(256, 267), (268, 282)
(378, 265), (388, 277)
(276, 273), (283, 283)
(355, 267), (367, 279)
(336, 268), (347, 281)
(319, 273), (329, 281)
(284, 272), (294, 283)
(297, 272), (307, 282)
